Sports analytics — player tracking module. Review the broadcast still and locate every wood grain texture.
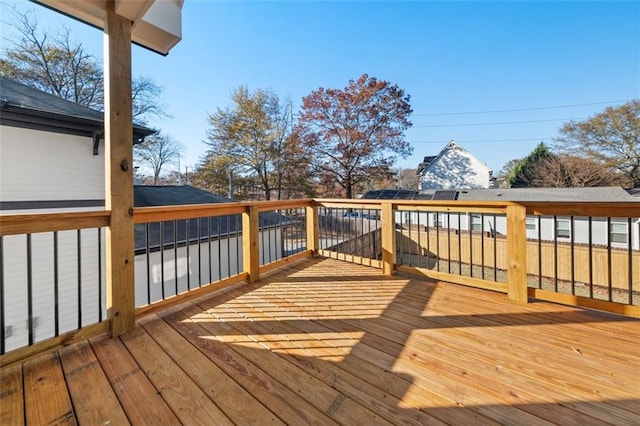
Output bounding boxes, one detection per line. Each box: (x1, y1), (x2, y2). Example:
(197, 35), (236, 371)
(138, 314), (284, 425)
(90, 334), (179, 425)
(0, 211), (109, 236)
(23, 351), (75, 425)
(0, 362), (24, 425)
(104, 0), (135, 336)
(0, 321), (110, 368)
(381, 202), (396, 276)
(58, 341), (128, 425)
(306, 205), (319, 254)
(506, 204), (528, 303)
(119, 325), (233, 425)
(3, 257), (639, 425)
(243, 205), (260, 283)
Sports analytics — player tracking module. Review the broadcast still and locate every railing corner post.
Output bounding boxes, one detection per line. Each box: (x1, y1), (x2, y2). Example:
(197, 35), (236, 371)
(507, 204), (528, 303)
(243, 205), (260, 283)
(306, 203), (319, 256)
(381, 202), (396, 276)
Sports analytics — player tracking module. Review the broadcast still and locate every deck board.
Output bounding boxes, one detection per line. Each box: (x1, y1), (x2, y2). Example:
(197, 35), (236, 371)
(58, 341), (129, 425)
(0, 362), (24, 425)
(2, 257), (639, 425)
(90, 334), (180, 425)
(23, 351), (75, 425)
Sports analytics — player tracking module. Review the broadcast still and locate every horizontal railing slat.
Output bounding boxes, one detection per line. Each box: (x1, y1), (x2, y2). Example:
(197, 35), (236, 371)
(134, 203), (247, 223)
(0, 211), (110, 236)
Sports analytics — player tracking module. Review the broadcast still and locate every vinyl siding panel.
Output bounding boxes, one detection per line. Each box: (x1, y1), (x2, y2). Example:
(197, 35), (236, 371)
(0, 126), (104, 202)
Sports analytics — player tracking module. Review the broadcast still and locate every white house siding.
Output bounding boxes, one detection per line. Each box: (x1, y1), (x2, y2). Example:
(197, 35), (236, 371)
(2, 229), (105, 352)
(134, 236), (241, 307)
(0, 126), (105, 204)
(398, 211), (640, 251)
(133, 228), (281, 307)
(420, 145), (491, 190)
(2, 226), (283, 352)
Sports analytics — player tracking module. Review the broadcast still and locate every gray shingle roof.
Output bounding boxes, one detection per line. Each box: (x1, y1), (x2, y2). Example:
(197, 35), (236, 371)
(362, 187), (640, 203)
(133, 185), (293, 252)
(0, 78), (154, 142)
(456, 187), (639, 202)
(134, 185), (233, 207)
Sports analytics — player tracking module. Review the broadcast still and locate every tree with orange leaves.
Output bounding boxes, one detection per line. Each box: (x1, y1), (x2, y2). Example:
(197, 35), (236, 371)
(296, 74), (413, 198)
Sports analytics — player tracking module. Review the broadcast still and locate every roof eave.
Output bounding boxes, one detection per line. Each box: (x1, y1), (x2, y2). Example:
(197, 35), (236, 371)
(31, 0), (183, 56)
(0, 103), (155, 144)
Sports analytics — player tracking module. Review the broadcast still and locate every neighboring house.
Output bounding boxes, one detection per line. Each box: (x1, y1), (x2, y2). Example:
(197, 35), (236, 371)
(2, 184), (294, 351)
(417, 141), (492, 190)
(0, 78), (154, 212)
(362, 187), (640, 250)
(0, 80), (294, 351)
(133, 185), (293, 307)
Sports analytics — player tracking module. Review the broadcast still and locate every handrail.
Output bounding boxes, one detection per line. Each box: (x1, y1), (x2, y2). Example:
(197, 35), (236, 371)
(1, 197), (639, 363)
(134, 202), (246, 223)
(0, 210), (110, 236)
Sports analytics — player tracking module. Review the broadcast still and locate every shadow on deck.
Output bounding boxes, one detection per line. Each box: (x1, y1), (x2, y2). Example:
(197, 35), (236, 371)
(2, 257), (639, 425)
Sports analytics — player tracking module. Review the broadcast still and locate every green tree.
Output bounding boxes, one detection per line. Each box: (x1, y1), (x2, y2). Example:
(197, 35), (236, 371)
(555, 100), (640, 187)
(204, 86), (303, 200)
(0, 7), (166, 123)
(296, 74), (413, 198)
(506, 142), (552, 188)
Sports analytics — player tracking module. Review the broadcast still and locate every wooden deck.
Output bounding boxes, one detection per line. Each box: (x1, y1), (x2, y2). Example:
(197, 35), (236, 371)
(2, 257), (639, 425)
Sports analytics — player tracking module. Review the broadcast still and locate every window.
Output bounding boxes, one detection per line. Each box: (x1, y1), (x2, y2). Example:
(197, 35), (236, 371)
(526, 217), (537, 231)
(611, 221), (628, 244)
(403, 212), (411, 224)
(555, 219), (571, 239)
(470, 214), (482, 232)
(432, 213), (442, 228)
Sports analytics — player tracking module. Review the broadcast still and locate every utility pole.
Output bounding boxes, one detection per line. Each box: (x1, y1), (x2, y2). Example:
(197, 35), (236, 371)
(228, 168), (234, 199)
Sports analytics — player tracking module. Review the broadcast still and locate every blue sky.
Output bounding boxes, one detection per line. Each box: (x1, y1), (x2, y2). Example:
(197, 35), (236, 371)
(2, 1), (639, 177)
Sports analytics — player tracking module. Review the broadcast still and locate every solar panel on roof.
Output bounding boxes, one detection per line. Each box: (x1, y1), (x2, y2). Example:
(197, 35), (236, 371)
(432, 190), (459, 200)
(412, 192), (433, 200)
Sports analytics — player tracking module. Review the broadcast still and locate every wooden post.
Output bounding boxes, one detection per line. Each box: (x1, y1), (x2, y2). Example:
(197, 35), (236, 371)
(104, 1), (135, 336)
(242, 205), (260, 283)
(507, 204), (528, 303)
(305, 204), (318, 255)
(381, 202), (396, 276)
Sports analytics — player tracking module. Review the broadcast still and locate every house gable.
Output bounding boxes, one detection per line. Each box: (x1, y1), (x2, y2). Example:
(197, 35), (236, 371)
(418, 141), (492, 190)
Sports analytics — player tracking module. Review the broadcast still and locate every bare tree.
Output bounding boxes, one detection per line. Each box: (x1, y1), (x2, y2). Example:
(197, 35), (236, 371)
(134, 134), (183, 185)
(555, 100), (640, 187)
(395, 168), (420, 189)
(530, 154), (629, 188)
(204, 86), (306, 200)
(1, 7), (166, 123)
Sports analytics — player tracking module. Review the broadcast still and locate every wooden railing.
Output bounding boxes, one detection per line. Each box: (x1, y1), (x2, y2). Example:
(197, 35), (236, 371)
(1, 198), (638, 364)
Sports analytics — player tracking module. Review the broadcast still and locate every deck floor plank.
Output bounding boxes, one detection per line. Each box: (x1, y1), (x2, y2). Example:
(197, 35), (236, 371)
(119, 323), (234, 425)
(199, 297), (443, 426)
(159, 304), (340, 426)
(23, 351), (76, 425)
(0, 362), (24, 425)
(3, 257), (640, 425)
(248, 287), (500, 426)
(58, 341), (129, 425)
(90, 334), (180, 425)
(137, 313), (285, 426)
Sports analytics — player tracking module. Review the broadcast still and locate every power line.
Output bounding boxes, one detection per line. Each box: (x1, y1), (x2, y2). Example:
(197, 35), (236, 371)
(411, 117), (587, 128)
(411, 99), (633, 116)
(407, 138), (551, 144)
